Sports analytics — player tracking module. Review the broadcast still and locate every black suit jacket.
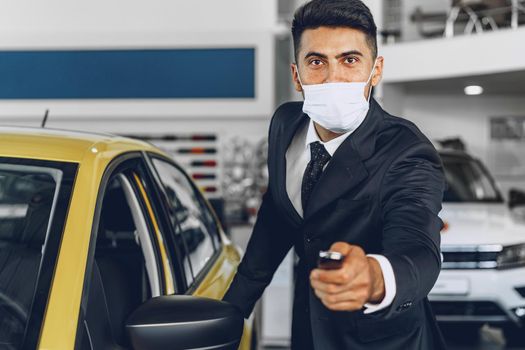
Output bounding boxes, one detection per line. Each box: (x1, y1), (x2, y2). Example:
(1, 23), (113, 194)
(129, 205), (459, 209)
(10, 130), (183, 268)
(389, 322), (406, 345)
(223, 99), (448, 350)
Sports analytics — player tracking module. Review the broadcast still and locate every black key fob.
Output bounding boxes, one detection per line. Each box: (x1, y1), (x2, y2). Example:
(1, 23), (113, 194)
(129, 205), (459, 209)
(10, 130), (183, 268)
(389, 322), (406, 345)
(318, 251), (345, 270)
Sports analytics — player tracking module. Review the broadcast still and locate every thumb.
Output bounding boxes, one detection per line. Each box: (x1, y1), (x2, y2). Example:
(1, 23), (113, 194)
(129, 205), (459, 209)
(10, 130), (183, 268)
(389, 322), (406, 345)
(329, 242), (364, 263)
(329, 242), (353, 256)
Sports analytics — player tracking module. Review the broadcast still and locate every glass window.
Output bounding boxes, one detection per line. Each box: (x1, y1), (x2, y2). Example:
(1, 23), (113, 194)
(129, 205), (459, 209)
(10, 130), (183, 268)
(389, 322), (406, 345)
(79, 176), (154, 349)
(151, 158), (220, 285)
(0, 163), (62, 348)
(442, 155), (503, 203)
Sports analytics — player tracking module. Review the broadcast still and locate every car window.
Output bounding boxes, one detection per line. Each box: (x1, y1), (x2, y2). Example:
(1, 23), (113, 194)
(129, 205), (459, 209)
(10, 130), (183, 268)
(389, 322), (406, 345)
(442, 155), (503, 203)
(78, 175), (158, 349)
(130, 171), (176, 294)
(151, 158), (220, 286)
(0, 163), (62, 348)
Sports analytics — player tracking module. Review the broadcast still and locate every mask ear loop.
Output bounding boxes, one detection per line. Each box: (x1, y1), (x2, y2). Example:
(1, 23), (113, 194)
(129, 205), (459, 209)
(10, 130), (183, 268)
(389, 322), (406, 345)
(365, 59), (377, 102)
(295, 64), (304, 88)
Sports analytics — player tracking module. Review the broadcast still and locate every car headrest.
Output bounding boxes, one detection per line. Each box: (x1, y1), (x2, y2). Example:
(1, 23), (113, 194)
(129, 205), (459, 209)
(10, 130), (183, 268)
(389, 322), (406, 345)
(0, 174), (56, 248)
(101, 187), (135, 233)
(0, 213), (22, 243)
(20, 187), (55, 249)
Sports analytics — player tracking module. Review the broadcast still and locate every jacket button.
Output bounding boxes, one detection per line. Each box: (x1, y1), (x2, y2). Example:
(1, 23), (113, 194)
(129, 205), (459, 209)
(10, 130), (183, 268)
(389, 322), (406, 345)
(305, 237), (311, 243)
(396, 301), (412, 312)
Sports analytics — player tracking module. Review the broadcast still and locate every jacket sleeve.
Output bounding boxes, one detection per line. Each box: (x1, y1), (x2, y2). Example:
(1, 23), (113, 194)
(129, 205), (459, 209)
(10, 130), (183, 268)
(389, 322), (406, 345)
(222, 189), (295, 318)
(373, 141), (445, 319)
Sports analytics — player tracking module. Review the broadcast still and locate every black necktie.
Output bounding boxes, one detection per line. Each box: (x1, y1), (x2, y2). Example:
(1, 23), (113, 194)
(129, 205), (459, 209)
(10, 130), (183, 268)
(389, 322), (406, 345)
(301, 141), (331, 211)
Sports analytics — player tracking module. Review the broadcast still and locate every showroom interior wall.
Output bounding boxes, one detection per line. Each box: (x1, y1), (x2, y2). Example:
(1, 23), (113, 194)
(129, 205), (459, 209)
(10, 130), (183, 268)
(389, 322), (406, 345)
(3, 0), (523, 190)
(381, 12), (525, 197)
(0, 0), (277, 33)
(1, 0), (523, 207)
(400, 0), (448, 42)
(403, 94), (525, 195)
(0, 0), (286, 211)
(0, 0), (279, 147)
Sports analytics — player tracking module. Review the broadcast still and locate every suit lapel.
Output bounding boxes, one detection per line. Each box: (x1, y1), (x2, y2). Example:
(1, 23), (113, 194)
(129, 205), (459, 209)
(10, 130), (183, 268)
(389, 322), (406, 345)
(269, 103), (307, 227)
(303, 99), (383, 221)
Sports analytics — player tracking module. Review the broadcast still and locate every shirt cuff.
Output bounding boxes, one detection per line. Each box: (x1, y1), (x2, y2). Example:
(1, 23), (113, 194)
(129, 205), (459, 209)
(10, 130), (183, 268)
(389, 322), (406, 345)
(363, 254), (397, 314)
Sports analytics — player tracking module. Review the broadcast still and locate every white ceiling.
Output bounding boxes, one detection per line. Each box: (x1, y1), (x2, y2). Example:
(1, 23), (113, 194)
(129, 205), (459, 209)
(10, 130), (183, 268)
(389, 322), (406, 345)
(401, 70), (525, 96)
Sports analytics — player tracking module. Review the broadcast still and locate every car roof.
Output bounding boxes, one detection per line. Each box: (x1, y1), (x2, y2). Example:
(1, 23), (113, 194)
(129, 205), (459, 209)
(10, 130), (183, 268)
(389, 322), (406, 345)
(0, 126), (165, 163)
(432, 139), (475, 160)
(437, 148), (471, 158)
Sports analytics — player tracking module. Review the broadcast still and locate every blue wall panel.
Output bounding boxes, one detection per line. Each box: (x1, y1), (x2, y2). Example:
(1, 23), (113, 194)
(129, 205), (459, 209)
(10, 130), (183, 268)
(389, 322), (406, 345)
(0, 48), (255, 99)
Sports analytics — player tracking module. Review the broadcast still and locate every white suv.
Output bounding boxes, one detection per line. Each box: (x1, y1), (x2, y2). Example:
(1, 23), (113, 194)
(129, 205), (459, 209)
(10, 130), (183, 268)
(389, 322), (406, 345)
(429, 146), (525, 345)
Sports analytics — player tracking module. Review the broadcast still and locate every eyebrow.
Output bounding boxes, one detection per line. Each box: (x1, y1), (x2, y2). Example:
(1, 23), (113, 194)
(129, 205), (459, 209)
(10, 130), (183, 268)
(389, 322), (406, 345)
(303, 50), (364, 60)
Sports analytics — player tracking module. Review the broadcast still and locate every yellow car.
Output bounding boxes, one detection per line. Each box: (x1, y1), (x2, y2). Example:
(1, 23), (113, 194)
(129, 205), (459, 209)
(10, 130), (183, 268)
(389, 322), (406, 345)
(0, 127), (253, 350)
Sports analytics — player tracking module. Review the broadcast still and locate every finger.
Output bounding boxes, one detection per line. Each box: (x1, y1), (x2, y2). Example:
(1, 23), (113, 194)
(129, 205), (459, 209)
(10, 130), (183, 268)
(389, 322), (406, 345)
(314, 288), (326, 300)
(329, 242), (364, 256)
(312, 274), (372, 301)
(310, 278), (352, 294)
(321, 289), (360, 305)
(313, 279), (369, 296)
(312, 267), (356, 285)
(310, 272), (370, 294)
(328, 243), (367, 269)
(329, 242), (353, 256)
(314, 287), (340, 302)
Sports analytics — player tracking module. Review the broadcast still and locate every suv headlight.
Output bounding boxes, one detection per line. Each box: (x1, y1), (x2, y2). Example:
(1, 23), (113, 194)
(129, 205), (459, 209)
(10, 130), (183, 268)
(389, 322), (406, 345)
(497, 244), (525, 269)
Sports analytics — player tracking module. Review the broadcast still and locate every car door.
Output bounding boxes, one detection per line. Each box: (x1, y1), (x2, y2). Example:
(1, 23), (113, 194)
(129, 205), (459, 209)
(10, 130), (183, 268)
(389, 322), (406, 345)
(146, 155), (222, 289)
(0, 157), (77, 350)
(145, 154), (254, 350)
(74, 152), (251, 350)
(74, 154), (184, 349)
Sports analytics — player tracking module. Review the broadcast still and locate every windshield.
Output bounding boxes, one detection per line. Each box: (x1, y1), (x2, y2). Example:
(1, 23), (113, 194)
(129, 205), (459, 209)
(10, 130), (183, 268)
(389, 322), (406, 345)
(0, 160), (66, 348)
(441, 154), (503, 203)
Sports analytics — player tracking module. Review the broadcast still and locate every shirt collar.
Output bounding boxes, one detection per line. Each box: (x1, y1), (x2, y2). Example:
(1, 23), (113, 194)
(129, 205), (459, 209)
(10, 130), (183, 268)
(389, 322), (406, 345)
(305, 119), (352, 157)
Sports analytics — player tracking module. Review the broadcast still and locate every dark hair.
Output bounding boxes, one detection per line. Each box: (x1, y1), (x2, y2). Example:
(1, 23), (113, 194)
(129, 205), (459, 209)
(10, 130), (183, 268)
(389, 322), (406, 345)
(291, 0), (377, 62)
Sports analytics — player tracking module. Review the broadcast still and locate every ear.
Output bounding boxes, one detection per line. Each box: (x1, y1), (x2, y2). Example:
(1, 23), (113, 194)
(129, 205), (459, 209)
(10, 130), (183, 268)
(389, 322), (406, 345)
(371, 56), (384, 87)
(291, 63), (303, 92)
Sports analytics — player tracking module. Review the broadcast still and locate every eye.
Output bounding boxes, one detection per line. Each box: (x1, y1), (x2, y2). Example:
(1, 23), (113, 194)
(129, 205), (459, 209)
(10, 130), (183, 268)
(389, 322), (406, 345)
(344, 57), (358, 64)
(309, 59), (324, 67)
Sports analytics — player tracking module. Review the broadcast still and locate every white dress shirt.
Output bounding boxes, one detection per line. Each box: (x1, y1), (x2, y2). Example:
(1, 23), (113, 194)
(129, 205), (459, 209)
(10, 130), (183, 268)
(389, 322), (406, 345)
(285, 119), (396, 313)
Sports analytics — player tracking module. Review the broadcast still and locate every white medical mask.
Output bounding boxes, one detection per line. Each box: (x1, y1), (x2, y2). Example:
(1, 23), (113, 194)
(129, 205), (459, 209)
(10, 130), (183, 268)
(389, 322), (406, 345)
(298, 63), (376, 133)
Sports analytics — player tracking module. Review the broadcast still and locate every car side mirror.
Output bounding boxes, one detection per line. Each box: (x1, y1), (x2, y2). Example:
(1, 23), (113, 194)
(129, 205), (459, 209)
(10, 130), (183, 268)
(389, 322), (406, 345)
(509, 188), (525, 209)
(126, 295), (244, 350)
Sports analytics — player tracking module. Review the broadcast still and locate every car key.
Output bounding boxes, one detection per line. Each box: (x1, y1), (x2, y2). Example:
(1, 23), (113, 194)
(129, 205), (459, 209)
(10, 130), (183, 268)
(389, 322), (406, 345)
(318, 251), (345, 270)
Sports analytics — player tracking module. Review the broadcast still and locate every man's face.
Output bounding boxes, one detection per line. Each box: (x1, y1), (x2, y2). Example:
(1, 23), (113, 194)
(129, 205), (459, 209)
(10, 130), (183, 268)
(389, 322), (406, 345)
(291, 26), (384, 99)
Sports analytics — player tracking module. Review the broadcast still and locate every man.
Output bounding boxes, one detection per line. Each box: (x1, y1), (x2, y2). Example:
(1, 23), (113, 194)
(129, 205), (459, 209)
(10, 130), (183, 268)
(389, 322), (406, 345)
(223, 0), (447, 349)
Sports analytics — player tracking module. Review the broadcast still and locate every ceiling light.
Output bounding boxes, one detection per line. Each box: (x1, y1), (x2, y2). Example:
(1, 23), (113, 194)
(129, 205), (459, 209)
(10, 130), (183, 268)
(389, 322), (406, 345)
(464, 85), (483, 96)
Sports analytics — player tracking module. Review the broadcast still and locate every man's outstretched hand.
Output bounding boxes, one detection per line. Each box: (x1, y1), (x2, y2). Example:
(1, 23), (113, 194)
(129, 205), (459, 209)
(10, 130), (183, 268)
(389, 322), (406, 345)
(309, 242), (385, 311)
